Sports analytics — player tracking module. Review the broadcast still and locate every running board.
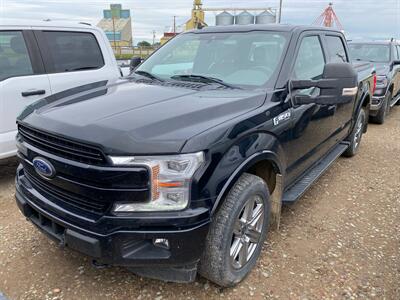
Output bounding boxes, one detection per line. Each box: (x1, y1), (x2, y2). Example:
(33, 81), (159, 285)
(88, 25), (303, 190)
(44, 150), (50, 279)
(390, 94), (400, 107)
(282, 142), (349, 203)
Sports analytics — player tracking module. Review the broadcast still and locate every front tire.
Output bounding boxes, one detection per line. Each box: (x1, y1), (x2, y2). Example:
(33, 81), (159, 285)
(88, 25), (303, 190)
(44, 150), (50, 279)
(199, 173), (270, 287)
(343, 108), (366, 157)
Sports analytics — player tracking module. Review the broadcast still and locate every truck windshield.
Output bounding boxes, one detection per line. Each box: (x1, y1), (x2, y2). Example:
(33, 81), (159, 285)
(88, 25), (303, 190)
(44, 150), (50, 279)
(348, 44), (390, 63)
(136, 31), (289, 88)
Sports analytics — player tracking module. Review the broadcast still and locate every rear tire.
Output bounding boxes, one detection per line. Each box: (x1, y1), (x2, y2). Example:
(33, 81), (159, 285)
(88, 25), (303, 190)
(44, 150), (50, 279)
(199, 173), (270, 287)
(370, 91), (391, 124)
(343, 108), (366, 157)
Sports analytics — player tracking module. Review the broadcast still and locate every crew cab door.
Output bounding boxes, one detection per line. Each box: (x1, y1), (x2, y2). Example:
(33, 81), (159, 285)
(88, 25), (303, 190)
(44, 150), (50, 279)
(285, 33), (351, 184)
(0, 30), (51, 158)
(33, 30), (120, 94)
(392, 44), (400, 99)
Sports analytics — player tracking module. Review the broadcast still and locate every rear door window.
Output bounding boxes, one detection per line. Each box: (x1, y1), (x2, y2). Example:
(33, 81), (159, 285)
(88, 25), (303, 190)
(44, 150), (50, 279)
(0, 31), (34, 81)
(325, 35), (348, 63)
(41, 31), (105, 73)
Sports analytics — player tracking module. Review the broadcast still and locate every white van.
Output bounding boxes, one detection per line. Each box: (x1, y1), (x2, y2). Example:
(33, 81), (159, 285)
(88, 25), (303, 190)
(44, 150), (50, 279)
(0, 19), (125, 160)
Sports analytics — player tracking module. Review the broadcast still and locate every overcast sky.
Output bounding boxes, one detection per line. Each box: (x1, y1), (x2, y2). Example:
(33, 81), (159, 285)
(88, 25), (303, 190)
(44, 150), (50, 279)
(1, 0), (399, 44)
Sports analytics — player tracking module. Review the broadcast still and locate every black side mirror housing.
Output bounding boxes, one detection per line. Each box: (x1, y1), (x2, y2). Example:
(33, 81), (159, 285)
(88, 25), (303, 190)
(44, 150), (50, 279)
(130, 57), (142, 72)
(291, 63), (358, 105)
(391, 59), (400, 69)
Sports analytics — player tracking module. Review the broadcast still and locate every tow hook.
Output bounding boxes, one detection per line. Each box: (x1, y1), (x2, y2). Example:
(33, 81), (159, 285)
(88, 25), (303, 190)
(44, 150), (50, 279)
(92, 260), (109, 269)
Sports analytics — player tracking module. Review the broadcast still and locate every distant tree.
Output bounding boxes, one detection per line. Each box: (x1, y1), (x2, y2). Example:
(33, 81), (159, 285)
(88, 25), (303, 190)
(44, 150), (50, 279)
(138, 41), (151, 47)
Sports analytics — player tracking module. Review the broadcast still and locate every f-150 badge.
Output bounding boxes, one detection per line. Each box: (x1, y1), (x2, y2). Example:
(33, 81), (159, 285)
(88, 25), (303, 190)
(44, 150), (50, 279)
(273, 111), (291, 126)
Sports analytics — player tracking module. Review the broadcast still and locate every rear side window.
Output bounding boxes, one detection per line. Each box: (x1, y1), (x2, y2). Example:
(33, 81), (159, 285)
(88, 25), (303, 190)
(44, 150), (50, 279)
(42, 31), (104, 73)
(325, 35), (348, 63)
(293, 36), (325, 80)
(0, 31), (34, 81)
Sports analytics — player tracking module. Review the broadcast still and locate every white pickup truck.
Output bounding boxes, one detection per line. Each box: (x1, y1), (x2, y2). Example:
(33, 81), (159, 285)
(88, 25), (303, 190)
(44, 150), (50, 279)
(0, 19), (128, 160)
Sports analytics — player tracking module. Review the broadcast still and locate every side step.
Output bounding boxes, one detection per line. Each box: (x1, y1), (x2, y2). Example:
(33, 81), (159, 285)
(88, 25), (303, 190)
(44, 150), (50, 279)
(390, 94), (400, 107)
(282, 142), (349, 203)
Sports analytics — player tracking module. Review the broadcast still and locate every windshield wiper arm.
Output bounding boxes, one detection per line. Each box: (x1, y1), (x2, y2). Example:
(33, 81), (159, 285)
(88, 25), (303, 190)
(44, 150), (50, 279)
(134, 70), (164, 82)
(171, 74), (239, 89)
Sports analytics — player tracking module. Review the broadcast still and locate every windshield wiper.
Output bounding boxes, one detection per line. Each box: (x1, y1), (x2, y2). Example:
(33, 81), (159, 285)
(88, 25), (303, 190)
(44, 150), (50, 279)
(355, 58), (378, 63)
(171, 74), (239, 89)
(134, 70), (164, 82)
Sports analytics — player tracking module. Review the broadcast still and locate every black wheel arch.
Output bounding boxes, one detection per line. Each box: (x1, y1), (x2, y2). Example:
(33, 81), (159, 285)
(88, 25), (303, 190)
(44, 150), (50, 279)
(211, 149), (285, 216)
(353, 85), (371, 134)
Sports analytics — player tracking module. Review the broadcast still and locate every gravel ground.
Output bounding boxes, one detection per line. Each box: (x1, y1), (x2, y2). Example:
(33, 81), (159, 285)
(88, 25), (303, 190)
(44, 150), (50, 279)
(0, 107), (399, 300)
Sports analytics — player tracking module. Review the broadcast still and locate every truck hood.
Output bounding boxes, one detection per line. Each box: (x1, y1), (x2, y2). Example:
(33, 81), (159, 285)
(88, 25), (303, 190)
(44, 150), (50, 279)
(354, 61), (389, 76)
(19, 80), (266, 154)
(372, 63), (390, 76)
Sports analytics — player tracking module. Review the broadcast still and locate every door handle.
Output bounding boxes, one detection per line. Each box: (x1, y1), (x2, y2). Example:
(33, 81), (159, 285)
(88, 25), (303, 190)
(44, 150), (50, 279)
(21, 89), (46, 97)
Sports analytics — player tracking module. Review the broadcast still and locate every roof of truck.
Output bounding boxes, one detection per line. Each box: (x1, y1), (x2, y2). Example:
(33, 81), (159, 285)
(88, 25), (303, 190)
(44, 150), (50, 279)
(348, 40), (399, 46)
(187, 24), (342, 34)
(0, 18), (96, 30)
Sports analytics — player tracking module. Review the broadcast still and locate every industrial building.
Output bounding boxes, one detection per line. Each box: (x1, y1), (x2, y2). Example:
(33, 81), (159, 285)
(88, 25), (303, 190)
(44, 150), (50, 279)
(160, 0), (277, 45)
(97, 4), (133, 48)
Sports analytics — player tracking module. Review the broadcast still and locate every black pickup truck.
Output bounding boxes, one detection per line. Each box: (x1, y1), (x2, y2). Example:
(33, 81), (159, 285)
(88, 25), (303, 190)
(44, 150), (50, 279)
(349, 40), (400, 124)
(15, 25), (376, 287)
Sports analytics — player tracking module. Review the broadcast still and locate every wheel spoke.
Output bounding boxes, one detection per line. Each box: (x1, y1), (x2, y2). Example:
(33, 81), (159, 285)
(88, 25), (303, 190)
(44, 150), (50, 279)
(238, 238), (249, 266)
(243, 198), (255, 222)
(249, 203), (263, 227)
(247, 226), (262, 243)
(230, 237), (243, 259)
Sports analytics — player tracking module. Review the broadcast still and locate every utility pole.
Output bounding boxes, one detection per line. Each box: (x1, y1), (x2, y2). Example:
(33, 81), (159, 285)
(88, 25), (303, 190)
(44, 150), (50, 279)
(278, 0), (283, 23)
(112, 16), (117, 51)
(152, 30), (156, 46)
(173, 16), (177, 34)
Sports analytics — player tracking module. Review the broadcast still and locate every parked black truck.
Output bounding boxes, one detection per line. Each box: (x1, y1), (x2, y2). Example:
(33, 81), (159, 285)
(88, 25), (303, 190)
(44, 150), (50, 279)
(15, 25), (376, 287)
(349, 40), (400, 124)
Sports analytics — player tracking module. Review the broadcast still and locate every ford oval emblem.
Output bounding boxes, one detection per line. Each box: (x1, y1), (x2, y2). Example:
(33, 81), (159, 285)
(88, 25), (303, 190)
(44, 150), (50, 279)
(33, 157), (56, 179)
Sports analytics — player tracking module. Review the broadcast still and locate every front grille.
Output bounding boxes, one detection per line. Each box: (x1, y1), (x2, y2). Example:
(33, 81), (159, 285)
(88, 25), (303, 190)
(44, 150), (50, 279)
(18, 124), (106, 165)
(25, 170), (110, 214)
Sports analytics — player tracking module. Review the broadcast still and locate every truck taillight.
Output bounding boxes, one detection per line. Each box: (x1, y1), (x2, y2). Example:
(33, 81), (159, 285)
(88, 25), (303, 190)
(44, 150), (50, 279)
(372, 74), (377, 94)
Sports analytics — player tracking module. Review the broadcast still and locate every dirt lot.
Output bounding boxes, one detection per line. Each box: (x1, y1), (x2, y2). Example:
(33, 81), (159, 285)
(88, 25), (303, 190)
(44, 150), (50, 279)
(0, 107), (399, 300)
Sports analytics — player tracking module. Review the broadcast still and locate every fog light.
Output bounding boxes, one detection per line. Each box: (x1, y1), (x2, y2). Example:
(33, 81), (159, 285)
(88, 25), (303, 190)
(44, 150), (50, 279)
(153, 238), (170, 250)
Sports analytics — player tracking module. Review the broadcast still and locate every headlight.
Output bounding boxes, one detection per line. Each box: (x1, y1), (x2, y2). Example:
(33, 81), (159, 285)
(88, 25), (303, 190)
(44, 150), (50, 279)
(376, 75), (388, 88)
(110, 152), (205, 212)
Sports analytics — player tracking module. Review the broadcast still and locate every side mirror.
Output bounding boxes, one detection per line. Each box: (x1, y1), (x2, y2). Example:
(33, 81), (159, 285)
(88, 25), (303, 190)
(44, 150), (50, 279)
(391, 59), (400, 69)
(291, 63), (358, 105)
(130, 57), (142, 72)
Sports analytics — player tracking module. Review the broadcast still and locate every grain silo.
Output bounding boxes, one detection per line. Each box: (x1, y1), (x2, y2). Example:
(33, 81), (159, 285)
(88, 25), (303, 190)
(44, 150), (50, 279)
(256, 10), (276, 24)
(216, 11), (235, 26)
(235, 11), (255, 25)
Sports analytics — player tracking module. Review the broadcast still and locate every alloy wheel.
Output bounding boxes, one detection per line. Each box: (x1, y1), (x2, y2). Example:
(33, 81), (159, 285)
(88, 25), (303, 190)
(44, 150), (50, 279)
(230, 195), (264, 269)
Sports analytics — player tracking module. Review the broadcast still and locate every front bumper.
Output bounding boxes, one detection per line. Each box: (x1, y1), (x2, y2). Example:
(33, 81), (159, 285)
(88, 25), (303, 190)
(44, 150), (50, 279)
(15, 167), (211, 274)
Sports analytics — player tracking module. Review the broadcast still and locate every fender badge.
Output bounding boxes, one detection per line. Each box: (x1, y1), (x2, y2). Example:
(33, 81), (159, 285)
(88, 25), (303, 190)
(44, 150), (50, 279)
(273, 111), (291, 126)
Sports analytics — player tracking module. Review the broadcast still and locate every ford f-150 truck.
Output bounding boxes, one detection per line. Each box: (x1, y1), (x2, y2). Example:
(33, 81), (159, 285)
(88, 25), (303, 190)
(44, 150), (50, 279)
(15, 25), (375, 287)
(349, 40), (400, 124)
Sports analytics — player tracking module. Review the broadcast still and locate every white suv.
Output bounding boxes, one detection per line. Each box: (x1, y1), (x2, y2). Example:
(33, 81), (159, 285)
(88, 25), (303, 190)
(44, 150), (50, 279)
(0, 19), (124, 160)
